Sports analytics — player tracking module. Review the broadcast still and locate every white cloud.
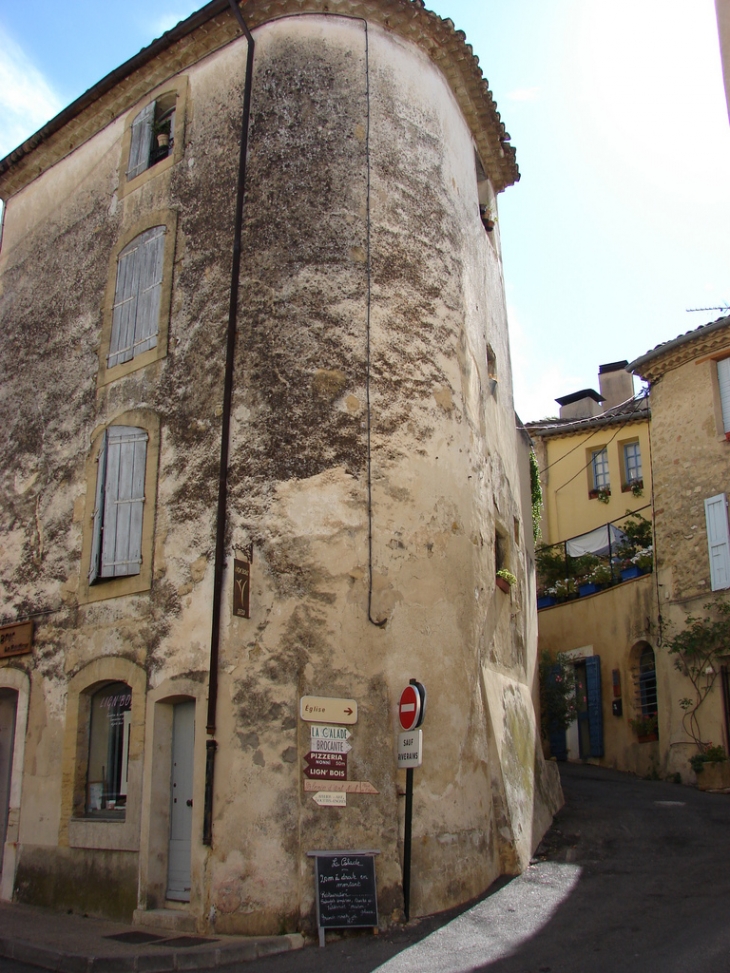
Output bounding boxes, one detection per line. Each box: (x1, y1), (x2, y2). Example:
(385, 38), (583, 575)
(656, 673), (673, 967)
(0, 25), (62, 159)
(146, 6), (201, 39)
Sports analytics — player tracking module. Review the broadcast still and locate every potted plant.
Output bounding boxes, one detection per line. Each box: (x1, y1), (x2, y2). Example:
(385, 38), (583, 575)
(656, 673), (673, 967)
(690, 744), (730, 791)
(496, 569), (516, 593)
(629, 713), (658, 743)
(479, 204), (497, 232)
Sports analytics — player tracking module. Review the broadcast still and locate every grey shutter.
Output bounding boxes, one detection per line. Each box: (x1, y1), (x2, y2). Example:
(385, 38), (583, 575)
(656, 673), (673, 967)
(133, 227), (165, 356)
(705, 493), (730, 591)
(88, 430), (108, 584)
(108, 226), (164, 368)
(100, 427), (148, 578)
(127, 101), (155, 179)
(718, 359), (730, 433)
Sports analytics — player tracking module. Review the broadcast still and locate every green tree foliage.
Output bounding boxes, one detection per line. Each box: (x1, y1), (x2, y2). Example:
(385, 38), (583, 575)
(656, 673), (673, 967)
(538, 651), (576, 741)
(530, 449), (542, 543)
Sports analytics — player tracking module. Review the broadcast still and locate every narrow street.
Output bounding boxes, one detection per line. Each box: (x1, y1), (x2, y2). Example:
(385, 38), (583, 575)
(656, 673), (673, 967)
(218, 764), (730, 973)
(2, 763), (729, 973)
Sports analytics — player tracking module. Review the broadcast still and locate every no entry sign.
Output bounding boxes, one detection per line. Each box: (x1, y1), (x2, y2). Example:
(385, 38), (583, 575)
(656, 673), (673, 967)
(399, 682), (426, 731)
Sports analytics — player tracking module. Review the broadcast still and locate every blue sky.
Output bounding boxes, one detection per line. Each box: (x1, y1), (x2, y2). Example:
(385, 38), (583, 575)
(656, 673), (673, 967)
(1, 0), (728, 420)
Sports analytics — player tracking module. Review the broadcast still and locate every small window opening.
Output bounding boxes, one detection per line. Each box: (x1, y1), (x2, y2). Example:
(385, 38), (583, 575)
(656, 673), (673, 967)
(487, 344), (497, 395)
(127, 94), (177, 180)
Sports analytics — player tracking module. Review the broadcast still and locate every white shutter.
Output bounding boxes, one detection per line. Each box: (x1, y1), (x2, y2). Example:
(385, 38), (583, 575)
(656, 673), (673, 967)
(89, 430), (107, 584)
(108, 226), (164, 368)
(127, 101), (155, 179)
(100, 427), (148, 578)
(705, 493), (730, 591)
(718, 359), (730, 434)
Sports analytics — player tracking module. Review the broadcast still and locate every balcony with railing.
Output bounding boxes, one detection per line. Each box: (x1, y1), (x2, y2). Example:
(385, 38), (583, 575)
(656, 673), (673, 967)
(536, 507), (653, 609)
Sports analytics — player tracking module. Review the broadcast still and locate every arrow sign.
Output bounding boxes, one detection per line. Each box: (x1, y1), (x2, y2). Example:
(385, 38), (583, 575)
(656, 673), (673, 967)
(304, 752), (348, 780)
(303, 779), (378, 794)
(312, 792), (346, 807)
(300, 695), (358, 725)
(310, 738), (352, 754)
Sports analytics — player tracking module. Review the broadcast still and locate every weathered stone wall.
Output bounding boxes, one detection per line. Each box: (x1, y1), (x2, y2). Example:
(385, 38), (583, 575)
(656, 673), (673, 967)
(0, 11), (557, 931)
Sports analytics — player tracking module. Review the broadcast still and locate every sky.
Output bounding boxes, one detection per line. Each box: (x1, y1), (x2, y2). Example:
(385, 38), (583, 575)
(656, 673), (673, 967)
(0, 0), (728, 421)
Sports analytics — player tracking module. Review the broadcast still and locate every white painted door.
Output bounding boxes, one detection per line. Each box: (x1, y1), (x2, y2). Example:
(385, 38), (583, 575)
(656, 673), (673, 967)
(167, 700), (195, 902)
(0, 693), (17, 875)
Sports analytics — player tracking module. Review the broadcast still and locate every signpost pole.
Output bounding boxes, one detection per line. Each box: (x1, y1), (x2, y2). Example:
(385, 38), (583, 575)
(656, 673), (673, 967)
(403, 765), (414, 921)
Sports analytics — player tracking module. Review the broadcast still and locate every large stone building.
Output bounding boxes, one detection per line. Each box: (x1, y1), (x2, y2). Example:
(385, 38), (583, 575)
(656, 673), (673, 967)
(0, 0), (559, 937)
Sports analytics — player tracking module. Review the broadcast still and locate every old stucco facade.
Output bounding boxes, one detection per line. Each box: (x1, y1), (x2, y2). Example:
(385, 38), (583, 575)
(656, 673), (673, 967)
(0, 0), (560, 934)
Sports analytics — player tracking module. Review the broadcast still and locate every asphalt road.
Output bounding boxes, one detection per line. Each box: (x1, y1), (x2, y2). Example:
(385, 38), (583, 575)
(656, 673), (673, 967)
(2, 763), (729, 973)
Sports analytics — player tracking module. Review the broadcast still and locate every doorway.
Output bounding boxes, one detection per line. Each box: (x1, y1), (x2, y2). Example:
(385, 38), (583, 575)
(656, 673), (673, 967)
(166, 700), (194, 902)
(0, 691), (17, 875)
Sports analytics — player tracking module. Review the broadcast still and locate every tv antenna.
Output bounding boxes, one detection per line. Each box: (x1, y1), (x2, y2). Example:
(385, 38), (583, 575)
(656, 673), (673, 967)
(686, 303), (730, 313)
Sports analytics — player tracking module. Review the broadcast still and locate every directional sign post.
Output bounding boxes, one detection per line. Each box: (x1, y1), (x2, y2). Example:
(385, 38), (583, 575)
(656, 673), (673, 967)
(312, 792), (346, 807)
(399, 679), (426, 922)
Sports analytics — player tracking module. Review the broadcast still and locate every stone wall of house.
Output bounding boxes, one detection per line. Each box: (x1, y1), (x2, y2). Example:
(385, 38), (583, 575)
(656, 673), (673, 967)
(0, 10), (559, 933)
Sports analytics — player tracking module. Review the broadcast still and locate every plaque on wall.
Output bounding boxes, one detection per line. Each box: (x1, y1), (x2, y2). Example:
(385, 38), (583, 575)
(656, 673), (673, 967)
(0, 621), (33, 658)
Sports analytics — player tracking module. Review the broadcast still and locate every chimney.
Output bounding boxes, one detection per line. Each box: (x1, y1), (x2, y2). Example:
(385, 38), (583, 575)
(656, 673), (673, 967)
(555, 389), (605, 420)
(598, 361), (634, 410)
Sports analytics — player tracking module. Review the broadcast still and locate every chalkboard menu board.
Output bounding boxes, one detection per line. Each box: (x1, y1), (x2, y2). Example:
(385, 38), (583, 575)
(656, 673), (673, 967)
(309, 850), (379, 941)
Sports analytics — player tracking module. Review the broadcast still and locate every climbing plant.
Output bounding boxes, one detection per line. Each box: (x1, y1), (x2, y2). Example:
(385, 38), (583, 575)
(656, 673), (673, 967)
(530, 449), (543, 543)
(664, 601), (730, 750)
(538, 651), (576, 742)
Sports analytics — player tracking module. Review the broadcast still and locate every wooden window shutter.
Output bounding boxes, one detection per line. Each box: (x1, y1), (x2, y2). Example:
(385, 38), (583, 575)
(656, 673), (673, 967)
(99, 427), (148, 578)
(88, 430), (108, 584)
(127, 101), (155, 179)
(585, 656), (604, 758)
(705, 493), (730, 590)
(108, 226), (165, 368)
(718, 359), (730, 433)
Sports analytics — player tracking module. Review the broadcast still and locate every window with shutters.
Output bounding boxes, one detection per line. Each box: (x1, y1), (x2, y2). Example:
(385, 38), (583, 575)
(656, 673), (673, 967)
(119, 78), (187, 197)
(98, 211), (177, 385)
(89, 426), (147, 584)
(717, 358), (730, 436)
(79, 412), (159, 604)
(705, 493), (730, 591)
(108, 227), (165, 369)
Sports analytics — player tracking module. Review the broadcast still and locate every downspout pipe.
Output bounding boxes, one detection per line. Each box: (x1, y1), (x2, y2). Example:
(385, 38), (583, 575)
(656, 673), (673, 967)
(203, 0), (255, 847)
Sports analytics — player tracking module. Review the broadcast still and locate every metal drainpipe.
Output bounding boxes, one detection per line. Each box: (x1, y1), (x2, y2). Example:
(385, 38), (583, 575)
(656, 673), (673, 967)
(203, 0), (255, 847)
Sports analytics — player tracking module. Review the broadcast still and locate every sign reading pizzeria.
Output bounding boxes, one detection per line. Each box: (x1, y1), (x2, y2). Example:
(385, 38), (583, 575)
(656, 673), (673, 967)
(0, 621), (33, 658)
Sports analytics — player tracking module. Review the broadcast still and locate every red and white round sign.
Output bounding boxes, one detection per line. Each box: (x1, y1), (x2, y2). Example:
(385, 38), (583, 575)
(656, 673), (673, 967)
(399, 685), (422, 731)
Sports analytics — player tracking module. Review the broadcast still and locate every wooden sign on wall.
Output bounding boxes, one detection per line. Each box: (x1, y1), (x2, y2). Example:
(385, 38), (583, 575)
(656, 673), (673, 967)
(0, 621), (33, 658)
(233, 558), (251, 618)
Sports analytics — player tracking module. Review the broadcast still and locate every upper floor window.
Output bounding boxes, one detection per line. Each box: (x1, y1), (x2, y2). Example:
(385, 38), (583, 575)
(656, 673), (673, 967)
(127, 95), (176, 181)
(591, 448), (609, 490)
(90, 426), (148, 584)
(717, 358), (730, 435)
(108, 226), (165, 369)
(623, 441), (642, 486)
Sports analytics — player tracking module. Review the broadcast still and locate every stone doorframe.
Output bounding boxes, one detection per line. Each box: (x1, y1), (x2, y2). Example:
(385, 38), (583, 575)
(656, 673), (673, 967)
(136, 678), (206, 919)
(0, 667), (30, 901)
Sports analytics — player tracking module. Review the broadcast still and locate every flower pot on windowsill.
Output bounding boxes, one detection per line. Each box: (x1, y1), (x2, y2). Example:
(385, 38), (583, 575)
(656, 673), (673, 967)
(496, 576), (511, 594)
(156, 132), (170, 148)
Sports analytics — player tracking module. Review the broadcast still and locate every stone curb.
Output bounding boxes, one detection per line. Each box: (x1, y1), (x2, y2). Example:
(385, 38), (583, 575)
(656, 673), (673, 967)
(0, 932), (304, 973)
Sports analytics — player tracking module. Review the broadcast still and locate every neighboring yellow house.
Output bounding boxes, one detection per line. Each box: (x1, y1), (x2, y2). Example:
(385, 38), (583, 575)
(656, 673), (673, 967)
(528, 361), (652, 545)
(526, 363), (658, 778)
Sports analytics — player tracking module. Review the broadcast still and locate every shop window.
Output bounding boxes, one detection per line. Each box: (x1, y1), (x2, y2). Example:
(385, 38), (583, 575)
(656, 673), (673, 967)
(127, 94), (176, 180)
(89, 426), (148, 583)
(108, 226), (165, 368)
(86, 682), (132, 820)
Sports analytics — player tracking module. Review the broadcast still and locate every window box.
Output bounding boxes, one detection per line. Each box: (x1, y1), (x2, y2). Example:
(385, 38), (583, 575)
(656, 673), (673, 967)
(537, 595), (557, 609)
(621, 478), (644, 493)
(621, 565), (642, 580)
(578, 581), (600, 596)
(637, 732), (659, 744)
